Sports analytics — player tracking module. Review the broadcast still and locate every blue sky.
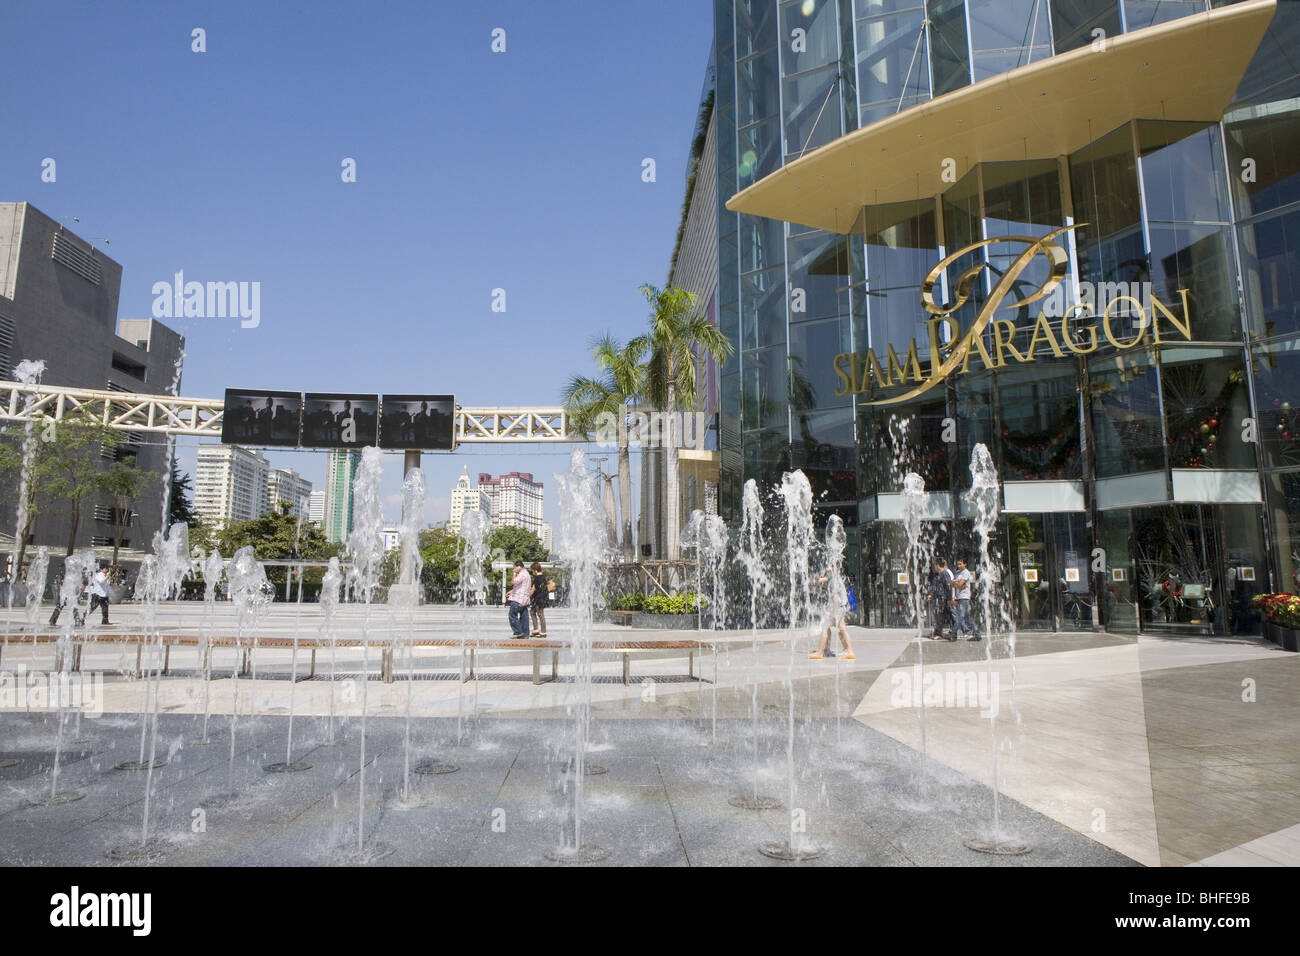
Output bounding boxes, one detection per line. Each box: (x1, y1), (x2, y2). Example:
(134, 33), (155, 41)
(1, 0), (712, 528)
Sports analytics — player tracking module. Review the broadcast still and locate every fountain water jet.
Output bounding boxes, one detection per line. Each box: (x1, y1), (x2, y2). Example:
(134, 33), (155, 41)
(198, 550), (224, 743)
(39, 551), (92, 808)
(729, 480), (780, 811)
(544, 448), (608, 863)
(758, 470), (821, 861)
(343, 447), (392, 861)
(963, 443), (1031, 856)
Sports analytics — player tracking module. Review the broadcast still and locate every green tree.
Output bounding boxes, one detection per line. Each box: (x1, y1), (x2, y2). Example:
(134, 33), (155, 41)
(0, 415), (55, 575)
(489, 525), (547, 563)
(39, 410), (122, 556)
(563, 334), (646, 561)
(637, 283), (734, 559)
(217, 502), (341, 597)
(99, 458), (156, 566)
(167, 455), (197, 526)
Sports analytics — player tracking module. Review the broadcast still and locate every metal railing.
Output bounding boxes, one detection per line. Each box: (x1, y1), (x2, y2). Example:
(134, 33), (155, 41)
(0, 380), (570, 444)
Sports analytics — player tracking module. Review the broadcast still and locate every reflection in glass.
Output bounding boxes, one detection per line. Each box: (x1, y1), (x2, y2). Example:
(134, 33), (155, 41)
(1090, 349), (1164, 476)
(999, 365), (1083, 480)
(1049, 0), (1122, 55)
(855, 6), (930, 126)
(1147, 225), (1240, 342)
(967, 0), (1053, 82)
(1225, 104), (1300, 219)
(1238, 204), (1300, 340)
(1159, 349), (1253, 470)
(929, 0), (972, 96)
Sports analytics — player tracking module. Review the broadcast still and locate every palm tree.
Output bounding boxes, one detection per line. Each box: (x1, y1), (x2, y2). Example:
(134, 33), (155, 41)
(563, 335), (647, 562)
(637, 283), (734, 560)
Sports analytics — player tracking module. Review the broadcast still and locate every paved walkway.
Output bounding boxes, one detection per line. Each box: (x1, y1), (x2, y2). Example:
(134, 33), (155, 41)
(1, 601), (1296, 865)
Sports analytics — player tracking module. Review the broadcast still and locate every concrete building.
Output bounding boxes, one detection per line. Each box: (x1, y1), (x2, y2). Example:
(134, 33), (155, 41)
(642, 75), (721, 559)
(540, 522), (554, 554)
(267, 467), (312, 517)
(448, 466), (490, 533)
(194, 445), (269, 526)
(479, 471), (544, 538)
(0, 202), (184, 560)
(380, 525), (402, 553)
(324, 450), (359, 544)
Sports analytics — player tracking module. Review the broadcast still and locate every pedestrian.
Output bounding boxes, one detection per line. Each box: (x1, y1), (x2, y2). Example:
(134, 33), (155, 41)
(809, 575), (855, 660)
(529, 561), (549, 637)
(929, 557), (954, 640)
(506, 560), (532, 638)
(89, 560), (112, 625)
(48, 574), (86, 628)
(951, 557), (980, 641)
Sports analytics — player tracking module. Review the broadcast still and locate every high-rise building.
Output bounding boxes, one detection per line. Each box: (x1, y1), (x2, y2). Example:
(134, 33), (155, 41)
(707, 0), (1299, 635)
(642, 78), (721, 559)
(308, 490), (325, 526)
(479, 471), (544, 538)
(267, 467), (312, 517)
(449, 466), (491, 533)
(194, 446), (269, 526)
(540, 522), (554, 554)
(0, 202), (185, 558)
(324, 449), (360, 544)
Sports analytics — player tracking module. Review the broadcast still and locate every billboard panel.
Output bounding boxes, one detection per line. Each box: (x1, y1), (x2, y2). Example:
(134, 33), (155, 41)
(221, 389), (302, 446)
(380, 395), (455, 450)
(302, 393), (379, 448)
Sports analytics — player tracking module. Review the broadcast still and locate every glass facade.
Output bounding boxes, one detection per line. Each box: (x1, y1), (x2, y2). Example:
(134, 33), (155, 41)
(713, 0), (1300, 633)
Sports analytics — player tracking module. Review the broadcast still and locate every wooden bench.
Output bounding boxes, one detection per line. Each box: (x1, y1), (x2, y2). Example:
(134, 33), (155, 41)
(0, 633), (715, 687)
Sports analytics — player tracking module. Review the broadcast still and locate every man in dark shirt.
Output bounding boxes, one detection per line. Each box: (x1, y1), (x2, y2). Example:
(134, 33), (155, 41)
(929, 558), (954, 640)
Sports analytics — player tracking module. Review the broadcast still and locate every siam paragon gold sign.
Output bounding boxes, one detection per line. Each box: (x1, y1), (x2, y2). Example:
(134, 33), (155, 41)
(833, 225), (1194, 406)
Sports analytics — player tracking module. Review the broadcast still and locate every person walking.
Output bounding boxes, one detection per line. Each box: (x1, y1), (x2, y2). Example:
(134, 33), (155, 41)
(951, 557), (980, 641)
(48, 573), (86, 628)
(528, 562), (549, 637)
(809, 575), (855, 660)
(929, 558), (954, 640)
(89, 561), (112, 625)
(506, 560), (532, 638)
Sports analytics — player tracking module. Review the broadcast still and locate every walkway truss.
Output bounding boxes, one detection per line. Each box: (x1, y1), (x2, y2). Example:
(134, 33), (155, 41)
(0, 380), (572, 445)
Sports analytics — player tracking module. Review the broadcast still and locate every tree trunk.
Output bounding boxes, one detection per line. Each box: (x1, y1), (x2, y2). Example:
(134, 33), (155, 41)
(665, 377), (679, 560)
(14, 486), (37, 579)
(66, 499), (80, 556)
(112, 496), (126, 566)
(617, 432), (634, 562)
(603, 475), (618, 553)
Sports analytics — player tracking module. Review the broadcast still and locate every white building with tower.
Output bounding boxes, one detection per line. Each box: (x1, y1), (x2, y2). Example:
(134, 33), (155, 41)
(449, 466), (491, 533)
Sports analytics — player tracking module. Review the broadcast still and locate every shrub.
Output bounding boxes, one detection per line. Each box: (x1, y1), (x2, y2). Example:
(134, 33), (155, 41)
(606, 592), (708, 614)
(643, 592), (707, 615)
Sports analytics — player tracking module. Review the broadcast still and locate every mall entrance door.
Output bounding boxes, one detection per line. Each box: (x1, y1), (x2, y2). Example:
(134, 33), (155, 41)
(1005, 512), (1092, 631)
(1129, 503), (1264, 635)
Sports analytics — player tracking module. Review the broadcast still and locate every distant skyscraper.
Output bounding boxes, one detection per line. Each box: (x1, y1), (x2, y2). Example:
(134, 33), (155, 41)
(448, 466), (490, 533)
(540, 522), (554, 554)
(479, 471), (544, 538)
(308, 490), (325, 526)
(267, 468), (312, 517)
(324, 449), (360, 544)
(194, 446), (269, 526)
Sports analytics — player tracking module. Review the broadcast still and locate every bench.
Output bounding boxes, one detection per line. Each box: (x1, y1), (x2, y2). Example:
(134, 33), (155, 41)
(0, 633), (715, 687)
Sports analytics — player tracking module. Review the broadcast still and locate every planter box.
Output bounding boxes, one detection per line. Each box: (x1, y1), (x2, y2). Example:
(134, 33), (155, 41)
(598, 610), (703, 629)
(1264, 620), (1299, 652)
